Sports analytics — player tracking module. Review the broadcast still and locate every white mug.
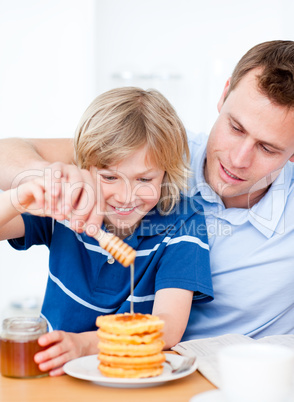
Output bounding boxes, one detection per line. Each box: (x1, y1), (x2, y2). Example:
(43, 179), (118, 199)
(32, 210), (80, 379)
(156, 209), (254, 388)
(218, 343), (294, 402)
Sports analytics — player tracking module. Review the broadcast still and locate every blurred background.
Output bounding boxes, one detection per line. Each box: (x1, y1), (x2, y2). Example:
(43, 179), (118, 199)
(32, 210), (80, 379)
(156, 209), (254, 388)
(1, 0), (294, 318)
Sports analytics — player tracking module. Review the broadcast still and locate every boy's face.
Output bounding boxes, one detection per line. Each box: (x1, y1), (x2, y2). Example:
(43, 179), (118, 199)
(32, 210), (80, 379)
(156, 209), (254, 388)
(98, 145), (165, 238)
(205, 68), (294, 208)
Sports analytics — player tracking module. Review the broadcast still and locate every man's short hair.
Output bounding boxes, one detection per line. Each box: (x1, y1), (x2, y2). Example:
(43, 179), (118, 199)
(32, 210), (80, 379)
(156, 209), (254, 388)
(226, 40), (294, 107)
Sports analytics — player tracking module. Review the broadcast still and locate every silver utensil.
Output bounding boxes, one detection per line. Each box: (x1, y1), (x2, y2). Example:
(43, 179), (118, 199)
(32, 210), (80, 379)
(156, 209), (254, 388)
(165, 355), (197, 374)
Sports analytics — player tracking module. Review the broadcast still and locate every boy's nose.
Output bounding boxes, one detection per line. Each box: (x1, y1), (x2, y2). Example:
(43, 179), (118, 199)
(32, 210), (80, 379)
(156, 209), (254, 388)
(113, 182), (135, 204)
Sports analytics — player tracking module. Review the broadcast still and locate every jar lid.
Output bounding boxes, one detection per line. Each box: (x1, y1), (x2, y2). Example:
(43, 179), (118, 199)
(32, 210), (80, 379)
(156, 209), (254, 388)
(1, 316), (47, 341)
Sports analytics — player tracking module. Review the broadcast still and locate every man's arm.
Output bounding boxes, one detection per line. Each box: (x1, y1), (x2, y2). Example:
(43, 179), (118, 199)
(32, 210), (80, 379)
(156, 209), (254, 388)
(0, 138), (74, 190)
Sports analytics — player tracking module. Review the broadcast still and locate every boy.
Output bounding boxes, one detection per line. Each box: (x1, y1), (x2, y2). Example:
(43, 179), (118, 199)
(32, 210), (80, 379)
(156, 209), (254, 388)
(0, 87), (212, 375)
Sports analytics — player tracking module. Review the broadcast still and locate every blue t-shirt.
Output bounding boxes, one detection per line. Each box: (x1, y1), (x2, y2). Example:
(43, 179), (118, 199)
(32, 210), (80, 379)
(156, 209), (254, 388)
(9, 196), (213, 338)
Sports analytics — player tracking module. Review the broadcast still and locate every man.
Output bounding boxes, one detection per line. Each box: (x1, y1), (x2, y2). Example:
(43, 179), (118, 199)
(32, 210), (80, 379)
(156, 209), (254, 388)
(1, 40), (294, 339)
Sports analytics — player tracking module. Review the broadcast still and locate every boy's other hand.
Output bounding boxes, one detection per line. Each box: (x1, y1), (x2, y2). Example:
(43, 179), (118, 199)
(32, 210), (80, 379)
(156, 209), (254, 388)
(34, 330), (98, 376)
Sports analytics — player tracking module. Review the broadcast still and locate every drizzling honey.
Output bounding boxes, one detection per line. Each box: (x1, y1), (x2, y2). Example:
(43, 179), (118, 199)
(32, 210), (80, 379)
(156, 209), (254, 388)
(130, 263), (134, 314)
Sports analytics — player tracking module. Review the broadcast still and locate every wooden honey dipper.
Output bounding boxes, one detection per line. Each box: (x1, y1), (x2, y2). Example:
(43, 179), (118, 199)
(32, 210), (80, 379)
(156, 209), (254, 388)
(66, 214), (136, 267)
(92, 229), (136, 267)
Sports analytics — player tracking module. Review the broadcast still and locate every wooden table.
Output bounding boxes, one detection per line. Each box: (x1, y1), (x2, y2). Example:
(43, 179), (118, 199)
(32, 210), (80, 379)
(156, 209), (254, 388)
(0, 369), (216, 402)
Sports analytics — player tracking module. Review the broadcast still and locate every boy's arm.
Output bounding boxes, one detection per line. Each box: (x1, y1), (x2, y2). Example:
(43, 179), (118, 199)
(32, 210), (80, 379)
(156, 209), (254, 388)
(0, 138), (74, 190)
(0, 189), (26, 240)
(152, 288), (193, 350)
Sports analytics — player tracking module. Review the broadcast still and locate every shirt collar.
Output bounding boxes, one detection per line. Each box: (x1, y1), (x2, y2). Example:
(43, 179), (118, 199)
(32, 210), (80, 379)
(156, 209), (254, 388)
(134, 205), (182, 237)
(248, 164), (292, 237)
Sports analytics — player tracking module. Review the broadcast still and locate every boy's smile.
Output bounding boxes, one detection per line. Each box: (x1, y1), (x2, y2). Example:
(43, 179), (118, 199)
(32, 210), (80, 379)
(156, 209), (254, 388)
(98, 145), (165, 238)
(110, 205), (136, 214)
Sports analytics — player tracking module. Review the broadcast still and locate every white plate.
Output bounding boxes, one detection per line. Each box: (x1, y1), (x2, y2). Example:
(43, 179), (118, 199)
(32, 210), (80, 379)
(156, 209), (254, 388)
(64, 353), (198, 388)
(190, 390), (224, 402)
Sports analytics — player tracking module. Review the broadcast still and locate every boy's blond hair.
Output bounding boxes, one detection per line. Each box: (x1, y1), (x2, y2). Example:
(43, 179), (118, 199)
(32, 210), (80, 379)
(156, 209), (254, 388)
(74, 87), (190, 213)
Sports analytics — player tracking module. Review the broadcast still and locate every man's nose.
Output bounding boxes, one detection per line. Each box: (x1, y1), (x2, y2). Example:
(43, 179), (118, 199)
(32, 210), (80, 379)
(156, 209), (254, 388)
(230, 139), (254, 168)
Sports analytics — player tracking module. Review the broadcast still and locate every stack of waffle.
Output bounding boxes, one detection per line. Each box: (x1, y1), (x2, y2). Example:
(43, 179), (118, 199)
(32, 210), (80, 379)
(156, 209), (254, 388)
(96, 313), (165, 378)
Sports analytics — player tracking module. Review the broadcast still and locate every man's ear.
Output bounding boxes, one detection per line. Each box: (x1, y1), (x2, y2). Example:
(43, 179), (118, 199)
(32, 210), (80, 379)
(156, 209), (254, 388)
(289, 154), (294, 163)
(217, 78), (231, 112)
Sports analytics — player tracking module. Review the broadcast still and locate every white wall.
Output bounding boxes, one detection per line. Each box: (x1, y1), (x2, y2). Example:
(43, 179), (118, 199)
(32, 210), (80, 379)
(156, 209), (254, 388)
(93, 0), (294, 134)
(0, 0), (97, 139)
(0, 0), (97, 318)
(1, 0), (294, 317)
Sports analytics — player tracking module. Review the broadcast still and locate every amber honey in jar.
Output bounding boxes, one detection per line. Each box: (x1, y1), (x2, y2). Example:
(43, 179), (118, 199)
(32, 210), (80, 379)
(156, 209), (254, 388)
(0, 316), (48, 378)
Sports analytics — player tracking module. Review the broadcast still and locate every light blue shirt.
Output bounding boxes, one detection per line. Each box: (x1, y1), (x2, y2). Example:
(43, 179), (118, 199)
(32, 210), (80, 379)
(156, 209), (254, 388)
(184, 132), (294, 340)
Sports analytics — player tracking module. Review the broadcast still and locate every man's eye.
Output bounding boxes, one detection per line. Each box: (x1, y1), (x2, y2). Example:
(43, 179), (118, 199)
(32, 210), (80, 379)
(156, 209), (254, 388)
(232, 124), (242, 133)
(260, 144), (275, 155)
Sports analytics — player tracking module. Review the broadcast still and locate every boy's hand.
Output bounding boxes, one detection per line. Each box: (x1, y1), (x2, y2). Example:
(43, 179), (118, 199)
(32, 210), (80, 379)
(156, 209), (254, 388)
(12, 178), (47, 215)
(43, 162), (104, 233)
(12, 162), (104, 232)
(34, 330), (98, 376)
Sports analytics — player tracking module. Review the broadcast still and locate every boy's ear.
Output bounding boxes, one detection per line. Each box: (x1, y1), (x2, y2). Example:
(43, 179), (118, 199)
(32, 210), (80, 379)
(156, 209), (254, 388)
(217, 78), (231, 112)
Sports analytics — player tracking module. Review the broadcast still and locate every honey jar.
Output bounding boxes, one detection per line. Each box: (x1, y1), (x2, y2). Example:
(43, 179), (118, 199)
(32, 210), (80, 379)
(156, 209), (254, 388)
(0, 316), (48, 378)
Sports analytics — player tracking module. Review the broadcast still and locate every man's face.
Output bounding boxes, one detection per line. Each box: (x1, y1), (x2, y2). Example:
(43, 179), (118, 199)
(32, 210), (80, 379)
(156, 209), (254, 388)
(205, 69), (294, 208)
